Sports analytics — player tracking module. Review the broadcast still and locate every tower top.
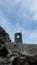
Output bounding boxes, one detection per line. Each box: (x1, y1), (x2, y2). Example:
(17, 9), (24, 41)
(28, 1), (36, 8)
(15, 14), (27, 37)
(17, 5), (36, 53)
(15, 32), (22, 43)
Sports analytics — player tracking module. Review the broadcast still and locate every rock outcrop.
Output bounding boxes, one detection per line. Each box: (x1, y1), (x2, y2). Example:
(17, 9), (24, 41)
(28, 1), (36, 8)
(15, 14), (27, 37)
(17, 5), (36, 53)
(0, 26), (11, 43)
(0, 26), (37, 65)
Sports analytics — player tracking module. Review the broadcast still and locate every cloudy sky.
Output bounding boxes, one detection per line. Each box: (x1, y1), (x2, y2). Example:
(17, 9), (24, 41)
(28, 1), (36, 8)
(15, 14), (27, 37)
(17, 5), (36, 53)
(0, 0), (37, 44)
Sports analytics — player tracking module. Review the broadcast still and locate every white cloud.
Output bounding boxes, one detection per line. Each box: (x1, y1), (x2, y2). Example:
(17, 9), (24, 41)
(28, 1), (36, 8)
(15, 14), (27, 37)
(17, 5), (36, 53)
(30, 0), (37, 21)
(0, 0), (37, 21)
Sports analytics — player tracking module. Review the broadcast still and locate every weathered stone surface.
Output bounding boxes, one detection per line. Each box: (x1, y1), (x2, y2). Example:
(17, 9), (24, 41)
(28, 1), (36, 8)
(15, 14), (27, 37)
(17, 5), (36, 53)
(0, 26), (11, 43)
(0, 26), (37, 65)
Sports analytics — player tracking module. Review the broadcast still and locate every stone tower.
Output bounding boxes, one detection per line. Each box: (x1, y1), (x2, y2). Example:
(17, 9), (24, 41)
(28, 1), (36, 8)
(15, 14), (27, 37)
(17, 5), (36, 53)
(15, 33), (22, 43)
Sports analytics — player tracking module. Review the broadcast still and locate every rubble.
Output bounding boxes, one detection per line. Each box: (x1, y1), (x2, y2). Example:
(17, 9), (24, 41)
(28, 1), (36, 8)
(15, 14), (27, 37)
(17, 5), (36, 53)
(0, 26), (37, 65)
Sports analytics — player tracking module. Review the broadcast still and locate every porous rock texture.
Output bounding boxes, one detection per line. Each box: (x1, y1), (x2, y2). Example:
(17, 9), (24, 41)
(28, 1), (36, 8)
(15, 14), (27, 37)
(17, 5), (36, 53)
(0, 26), (11, 42)
(0, 26), (37, 65)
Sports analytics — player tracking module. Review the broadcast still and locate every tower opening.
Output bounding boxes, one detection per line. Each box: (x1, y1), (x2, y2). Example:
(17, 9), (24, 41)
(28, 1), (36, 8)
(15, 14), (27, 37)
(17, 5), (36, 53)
(15, 33), (22, 43)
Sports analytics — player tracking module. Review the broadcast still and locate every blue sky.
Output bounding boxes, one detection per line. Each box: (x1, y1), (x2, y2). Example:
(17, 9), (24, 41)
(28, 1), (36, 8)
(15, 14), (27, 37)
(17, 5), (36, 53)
(0, 0), (37, 44)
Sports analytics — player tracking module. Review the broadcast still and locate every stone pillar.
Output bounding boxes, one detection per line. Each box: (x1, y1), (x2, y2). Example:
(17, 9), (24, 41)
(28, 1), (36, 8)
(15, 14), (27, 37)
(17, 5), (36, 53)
(15, 33), (22, 43)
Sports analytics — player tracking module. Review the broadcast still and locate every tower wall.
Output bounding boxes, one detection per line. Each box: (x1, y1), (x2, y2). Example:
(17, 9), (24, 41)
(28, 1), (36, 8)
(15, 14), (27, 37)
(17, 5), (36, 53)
(15, 33), (22, 43)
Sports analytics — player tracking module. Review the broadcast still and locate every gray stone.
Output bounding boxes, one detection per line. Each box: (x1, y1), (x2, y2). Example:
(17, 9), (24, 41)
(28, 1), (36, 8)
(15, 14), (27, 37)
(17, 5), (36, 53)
(0, 26), (37, 65)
